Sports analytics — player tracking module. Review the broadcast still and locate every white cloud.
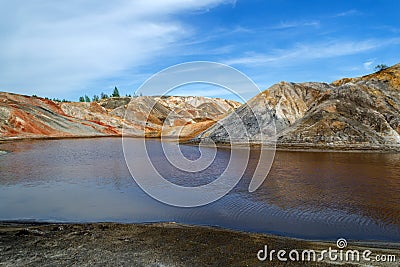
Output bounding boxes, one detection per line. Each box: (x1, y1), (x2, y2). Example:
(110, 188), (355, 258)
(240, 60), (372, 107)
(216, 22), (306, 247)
(0, 0), (231, 96)
(363, 60), (374, 70)
(268, 20), (320, 30)
(332, 9), (361, 18)
(223, 38), (400, 66)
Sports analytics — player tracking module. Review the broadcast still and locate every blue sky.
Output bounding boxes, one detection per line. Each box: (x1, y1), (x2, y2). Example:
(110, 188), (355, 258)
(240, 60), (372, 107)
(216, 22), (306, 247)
(0, 0), (399, 101)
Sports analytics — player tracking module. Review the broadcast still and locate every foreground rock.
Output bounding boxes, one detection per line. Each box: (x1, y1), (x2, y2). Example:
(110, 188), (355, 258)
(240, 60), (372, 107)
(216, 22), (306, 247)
(0, 93), (240, 140)
(194, 64), (400, 151)
(0, 223), (399, 266)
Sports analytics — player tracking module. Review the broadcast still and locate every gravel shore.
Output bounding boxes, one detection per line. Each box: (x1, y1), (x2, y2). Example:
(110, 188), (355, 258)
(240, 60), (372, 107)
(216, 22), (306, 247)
(1, 222), (399, 266)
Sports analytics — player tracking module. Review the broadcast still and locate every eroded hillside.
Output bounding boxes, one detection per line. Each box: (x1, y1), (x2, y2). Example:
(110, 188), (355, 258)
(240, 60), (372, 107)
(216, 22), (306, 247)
(0, 93), (241, 140)
(194, 64), (400, 151)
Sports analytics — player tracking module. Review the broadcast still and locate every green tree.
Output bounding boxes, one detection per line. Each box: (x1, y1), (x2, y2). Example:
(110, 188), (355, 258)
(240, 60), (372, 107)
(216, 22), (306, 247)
(100, 92), (108, 99)
(112, 86), (120, 97)
(79, 96), (85, 102)
(84, 95), (91, 102)
(92, 95), (99, 102)
(374, 64), (389, 72)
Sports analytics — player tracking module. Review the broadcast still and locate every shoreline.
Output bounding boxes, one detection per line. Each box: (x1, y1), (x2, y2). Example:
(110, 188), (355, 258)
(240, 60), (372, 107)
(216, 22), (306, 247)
(184, 139), (400, 153)
(1, 222), (399, 266)
(1, 220), (400, 245)
(1, 134), (399, 153)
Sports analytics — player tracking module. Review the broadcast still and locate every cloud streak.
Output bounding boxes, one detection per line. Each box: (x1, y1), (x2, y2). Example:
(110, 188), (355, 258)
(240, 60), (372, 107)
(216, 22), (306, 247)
(0, 0), (231, 96)
(332, 9), (361, 18)
(223, 38), (400, 66)
(268, 20), (320, 30)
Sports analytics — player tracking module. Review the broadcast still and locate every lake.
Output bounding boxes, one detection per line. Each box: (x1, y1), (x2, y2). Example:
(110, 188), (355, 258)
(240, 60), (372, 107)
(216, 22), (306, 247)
(0, 137), (399, 241)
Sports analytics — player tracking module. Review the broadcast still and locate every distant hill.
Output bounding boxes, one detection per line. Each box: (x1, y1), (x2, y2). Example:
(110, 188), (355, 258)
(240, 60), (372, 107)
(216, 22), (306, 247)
(2, 64), (400, 151)
(0, 94), (240, 140)
(194, 63), (400, 151)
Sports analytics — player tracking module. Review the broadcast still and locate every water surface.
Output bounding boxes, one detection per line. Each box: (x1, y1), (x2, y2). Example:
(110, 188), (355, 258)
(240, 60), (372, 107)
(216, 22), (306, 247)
(0, 138), (399, 241)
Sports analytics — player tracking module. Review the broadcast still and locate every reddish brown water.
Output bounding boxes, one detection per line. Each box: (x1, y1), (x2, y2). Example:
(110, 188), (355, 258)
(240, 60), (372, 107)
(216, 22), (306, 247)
(0, 138), (399, 241)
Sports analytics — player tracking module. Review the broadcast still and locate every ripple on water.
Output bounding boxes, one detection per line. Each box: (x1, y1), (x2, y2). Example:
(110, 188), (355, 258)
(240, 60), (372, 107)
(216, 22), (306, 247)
(0, 138), (400, 241)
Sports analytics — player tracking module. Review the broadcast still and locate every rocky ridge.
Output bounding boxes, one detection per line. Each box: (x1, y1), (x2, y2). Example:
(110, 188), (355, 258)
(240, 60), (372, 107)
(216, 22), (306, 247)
(2, 63), (400, 150)
(194, 64), (400, 151)
(0, 93), (241, 140)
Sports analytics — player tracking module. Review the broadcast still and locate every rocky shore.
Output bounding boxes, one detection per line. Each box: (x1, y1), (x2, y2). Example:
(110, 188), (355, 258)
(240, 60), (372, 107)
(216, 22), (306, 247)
(1, 222), (399, 266)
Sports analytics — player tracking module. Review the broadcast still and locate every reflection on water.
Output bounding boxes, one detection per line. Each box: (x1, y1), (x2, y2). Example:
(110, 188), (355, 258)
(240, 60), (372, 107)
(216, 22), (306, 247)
(0, 138), (399, 241)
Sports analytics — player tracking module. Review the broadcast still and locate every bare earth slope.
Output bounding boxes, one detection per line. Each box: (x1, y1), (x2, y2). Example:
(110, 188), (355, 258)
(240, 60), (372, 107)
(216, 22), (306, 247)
(0, 93), (240, 140)
(2, 64), (400, 150)
(195, 64), (400, 151)
(0, 93), (119, 139)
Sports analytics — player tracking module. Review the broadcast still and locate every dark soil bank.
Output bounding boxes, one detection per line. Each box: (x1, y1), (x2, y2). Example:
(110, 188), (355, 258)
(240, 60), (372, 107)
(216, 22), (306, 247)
(0, 223), (399, 266)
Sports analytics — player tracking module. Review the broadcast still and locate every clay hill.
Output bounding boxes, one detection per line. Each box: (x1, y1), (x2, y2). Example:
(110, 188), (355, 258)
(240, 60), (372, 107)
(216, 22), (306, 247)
(195, 63), (400, 151)
(0, 94), (240, 140)
(2, 63), (400, 151)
